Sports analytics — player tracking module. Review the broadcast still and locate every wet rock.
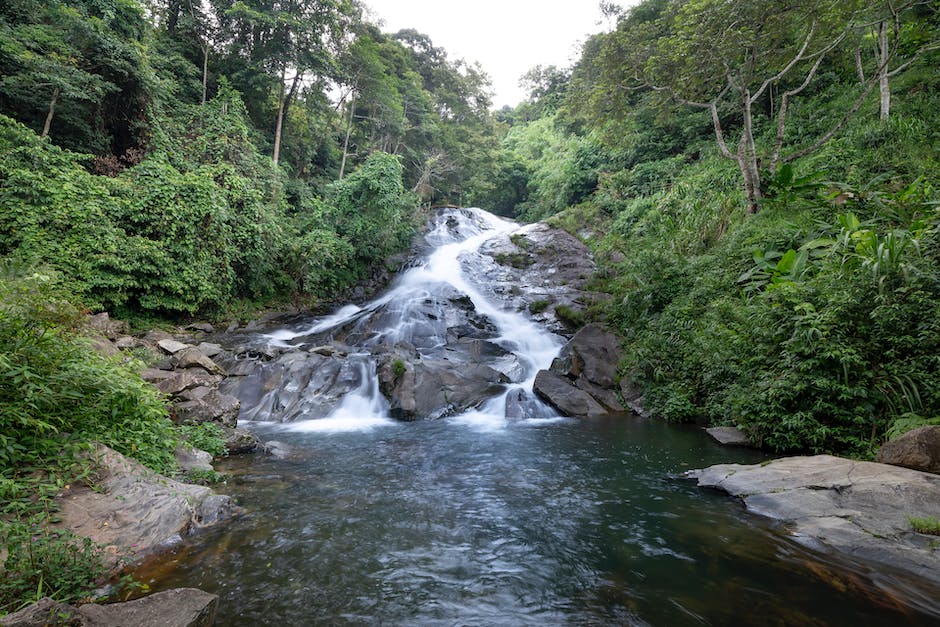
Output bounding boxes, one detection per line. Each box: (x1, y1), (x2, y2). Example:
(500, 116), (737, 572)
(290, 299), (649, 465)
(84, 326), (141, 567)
(378, 355), (509, 421)
(157, 338), (190, 354)
(877, 426), (940, 474)
(688, 455), (940, 586)
(173, 390), (241, 427)
(175, 445), (213, 472)
(224, 427), (262, 455)
(174, 347), (225, 375)
(705, 426), (752, 447)
(533, 370), (607, 417)
(263, 440), (293, 459)
(78, 588), (218, 627)
(54, 445), (232, 565)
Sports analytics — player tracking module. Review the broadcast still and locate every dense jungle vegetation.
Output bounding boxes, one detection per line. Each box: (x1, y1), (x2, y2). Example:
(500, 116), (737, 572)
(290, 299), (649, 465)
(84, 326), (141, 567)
(1, 0), (939, 611)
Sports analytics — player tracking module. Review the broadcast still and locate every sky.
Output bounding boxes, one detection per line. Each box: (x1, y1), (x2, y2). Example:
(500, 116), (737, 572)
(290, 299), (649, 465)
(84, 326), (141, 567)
(362, 1), (614, 109)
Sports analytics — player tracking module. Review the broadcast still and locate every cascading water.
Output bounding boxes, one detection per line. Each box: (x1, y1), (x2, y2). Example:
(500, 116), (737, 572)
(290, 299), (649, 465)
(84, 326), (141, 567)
(241, 207), (566, 430)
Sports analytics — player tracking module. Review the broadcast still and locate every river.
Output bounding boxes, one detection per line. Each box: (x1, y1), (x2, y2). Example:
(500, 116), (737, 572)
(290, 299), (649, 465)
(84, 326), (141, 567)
(133, 208), (939, 625)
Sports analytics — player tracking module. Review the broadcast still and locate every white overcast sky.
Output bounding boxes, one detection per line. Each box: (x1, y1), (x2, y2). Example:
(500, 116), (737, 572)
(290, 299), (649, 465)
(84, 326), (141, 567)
(362, 1), (615, 109)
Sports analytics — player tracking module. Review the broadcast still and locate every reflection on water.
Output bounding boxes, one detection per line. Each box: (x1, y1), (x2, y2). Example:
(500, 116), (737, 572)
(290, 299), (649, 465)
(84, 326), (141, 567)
(134, 416), (940, 626)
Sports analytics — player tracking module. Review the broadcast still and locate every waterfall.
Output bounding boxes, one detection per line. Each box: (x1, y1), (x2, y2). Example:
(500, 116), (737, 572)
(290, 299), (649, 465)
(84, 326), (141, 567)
(249, 207), (566, 429)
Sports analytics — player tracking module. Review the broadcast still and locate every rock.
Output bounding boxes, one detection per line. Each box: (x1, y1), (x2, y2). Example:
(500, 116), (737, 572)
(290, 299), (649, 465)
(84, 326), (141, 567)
(154, 370), (223, 397)
(378, 355), (509, 421)
(552, 323), (623, 388)
(174, 347), (226, 375)
(311, 345), (337, 356)
(196, 342), (223, 358)
(77, 588), (218, 627)
(86, 312), (127, 340)
(88, 335), (120, 357)
(224, 427), (262, 455)
(877, 426), (940, 474)
(263, 440), (293, 459)
(188, 322), (216, 334)
(173, 390), (241, 427)
(54, 444), (232, 565)
(114, 335), (138, 350)
(157, 338), (191, 355)
(143, 330), (174, 344)
(705, 426), (752, 447)
(688, 455), (940, 586)
(0, 598), (85, 626)
(175, 445), (214, 472)
(141, 368), (174, 383)
(533, 370), (607, 417)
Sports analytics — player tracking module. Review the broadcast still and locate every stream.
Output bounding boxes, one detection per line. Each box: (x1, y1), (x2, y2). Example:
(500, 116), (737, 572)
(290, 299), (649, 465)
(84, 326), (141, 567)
(134, 209), (940, 625)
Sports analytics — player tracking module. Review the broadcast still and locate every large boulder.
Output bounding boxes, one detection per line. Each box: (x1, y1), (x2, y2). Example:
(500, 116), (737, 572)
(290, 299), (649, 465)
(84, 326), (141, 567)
(1, 589), (218, 627)
(532, 323), (626, 418)
(688, 455), (940, 586)
(533, 370), (607, 417)
(53, 445), (233, 565)
(378, 355), (509, 420)
(877, 426), (940, 474)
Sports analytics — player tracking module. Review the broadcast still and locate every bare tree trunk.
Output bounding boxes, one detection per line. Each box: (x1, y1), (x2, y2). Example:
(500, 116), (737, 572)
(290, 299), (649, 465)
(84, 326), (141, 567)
(877, 21), (891, 123)
(272, 70), (300, 167)
(42, 87), (59, 138)
(740, 92), (762, 214)
(339, 92), (356, 180)
(201, 44), (209, 105)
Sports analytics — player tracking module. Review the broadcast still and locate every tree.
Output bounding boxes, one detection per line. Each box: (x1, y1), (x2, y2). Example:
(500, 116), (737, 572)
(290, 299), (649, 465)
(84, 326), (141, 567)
(212, 0), (353, 166)
(605, 0), (874, 214)
(855, 1), (940, 122)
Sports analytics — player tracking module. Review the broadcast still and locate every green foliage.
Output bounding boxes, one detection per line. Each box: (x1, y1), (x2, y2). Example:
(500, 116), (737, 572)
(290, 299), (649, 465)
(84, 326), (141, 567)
(554, 304), (586, 329)
(909, 516), (940, 536)
(0, 521), (106, 614)
(179, 422), (228, 459)
(0, 265), (177, 517)
(392, 359), (406, 378)
(529, 299), (550, 314)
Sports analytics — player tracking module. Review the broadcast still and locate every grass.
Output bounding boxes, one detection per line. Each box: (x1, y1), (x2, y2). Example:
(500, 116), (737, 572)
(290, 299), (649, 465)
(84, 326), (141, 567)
(908, 516), (940, 535)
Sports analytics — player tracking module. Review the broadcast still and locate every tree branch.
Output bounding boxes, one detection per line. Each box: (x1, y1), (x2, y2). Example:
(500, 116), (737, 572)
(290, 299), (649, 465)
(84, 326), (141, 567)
(783, 78), (877, 164)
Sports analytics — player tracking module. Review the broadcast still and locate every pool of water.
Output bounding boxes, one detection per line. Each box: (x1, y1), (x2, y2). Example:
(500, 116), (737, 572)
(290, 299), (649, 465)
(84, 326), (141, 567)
(134, 415), (939, 626)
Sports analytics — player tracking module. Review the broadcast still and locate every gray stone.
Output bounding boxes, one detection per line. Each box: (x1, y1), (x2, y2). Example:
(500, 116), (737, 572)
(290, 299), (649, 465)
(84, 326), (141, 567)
(877, 426), (940, 474)
(688, 455), (940, 586)
(155, 370), (222, 397)
(53, 445), (232, 566)
(552, 323), (623, 388)
(173, 390), (241, 427)
(533, 370), (607, 417)
(224, 427), (262, 455)
(705, 426), (752, 446)
(87, 335), (119, 357)
(77, 588), (218, 627)
(86, 312), (127, 340)
(196, 342), (223, 358)
(263, 440), (293, 459)
(157, 338), (191, 355)
(174, 347), (226, 375)
(114, 335), (138, 350)
(175, 445), (214, 472)
(188, 322), (215, 333)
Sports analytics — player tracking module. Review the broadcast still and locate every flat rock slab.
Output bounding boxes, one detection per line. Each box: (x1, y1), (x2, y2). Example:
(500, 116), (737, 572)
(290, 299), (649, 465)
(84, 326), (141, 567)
(689, 455), (940, 586)
(705, 426), (752, 446)
(54, 444), (232, 565)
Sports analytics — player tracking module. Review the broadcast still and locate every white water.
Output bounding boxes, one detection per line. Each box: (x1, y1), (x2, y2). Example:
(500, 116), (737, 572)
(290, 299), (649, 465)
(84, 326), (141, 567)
(263, 207), (566, 430)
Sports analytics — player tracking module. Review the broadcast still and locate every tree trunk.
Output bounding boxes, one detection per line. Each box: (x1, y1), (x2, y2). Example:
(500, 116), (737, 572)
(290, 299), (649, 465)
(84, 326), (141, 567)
(201, 44), (209, 105)
(740, 92), (762, 214)
(42, 87), (59, 138)
(339, 92), (356, 180)
(877, 21), (891, 123)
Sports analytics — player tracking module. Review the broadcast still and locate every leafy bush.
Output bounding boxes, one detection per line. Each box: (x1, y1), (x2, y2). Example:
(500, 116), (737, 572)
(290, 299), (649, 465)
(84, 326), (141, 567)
(179, 422), (228, 459)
